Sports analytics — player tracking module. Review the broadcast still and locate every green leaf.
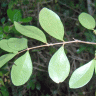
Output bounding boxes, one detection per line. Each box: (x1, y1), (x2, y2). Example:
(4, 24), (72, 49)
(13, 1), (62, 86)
(0, 78), (4, 86)
(0, 53), (16, 68)
(0, 39), (17, 53)
(1, 17), (6, 24)
(39, 8), (64, 41)
(69, 60), (94, 88)
(36, 82), (41, 90)
(27, 80), (35, 90)
(8, 38), (28, 51)
(0, 86), (9, 96)
(94, 59), (96, 74)
(3, 26), (10, 33)
(14, 21), (47, 43)
(7, 9), (22, 22)
(78, 12), (95, 30)
(48, 46), (70, 83)
(0, 26), (3, 33)
(21, 17), (32, 23)
(11, 51), (33, 86)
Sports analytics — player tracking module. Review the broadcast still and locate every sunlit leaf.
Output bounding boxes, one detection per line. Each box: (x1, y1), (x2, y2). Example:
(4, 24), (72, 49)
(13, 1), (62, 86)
(69, 60), (94, 88)
(11, 51), (33, 86)
(78, 12), (95, 30)
(0, 53), (16, 68)
(39, 8), (64, 41)
(94, 59), (96, 74)
(0, 39), (16, 53)
(8, 38), (28, 51)
(48, 46), (70, 83)
(14, 21), (47, 43)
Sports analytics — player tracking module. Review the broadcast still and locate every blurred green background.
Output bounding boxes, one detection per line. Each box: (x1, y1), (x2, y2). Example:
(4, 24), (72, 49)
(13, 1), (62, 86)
(0, 0), (96, 96)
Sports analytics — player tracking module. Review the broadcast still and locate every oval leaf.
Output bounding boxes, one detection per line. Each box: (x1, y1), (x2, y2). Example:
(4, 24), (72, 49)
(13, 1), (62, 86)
(69, 60), (94, 88)
(8, 38), (28, 51)
(11, 51), (33, 86)
(0, 53), (16, 68)
(14, 21), (47, 43)
(39, 8), (64, 41)
(0, 39), (17, 53)
(48, 46), (70, 83)
(78, 12), (95, 30)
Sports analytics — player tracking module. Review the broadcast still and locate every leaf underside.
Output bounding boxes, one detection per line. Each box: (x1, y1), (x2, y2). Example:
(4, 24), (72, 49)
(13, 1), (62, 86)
(69, 60), (94, 88)
(78, 12), (95, 30)
(0, 39), (17, 53)
(39, 8), (64, 41)
(14, 21), (47, 43)
(8, 38), (28, 51)
(11, 51), (33, 86)
(48, 46), (70, 83)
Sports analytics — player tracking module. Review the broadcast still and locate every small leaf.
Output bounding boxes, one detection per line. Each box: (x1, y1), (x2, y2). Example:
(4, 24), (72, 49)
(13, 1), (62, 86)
(48, 46), (70, 83)
(21, 17), (32, 23)
(7, 9), (22, 22)
(0, 78), (4, 86)
(39, 8), (64, 41)
(0, 39), (17, 53)
(11, 51), (33, 86)
(78, 12), (95, 30)
(0, 86), (9, 96)
(69, 60), (94, 88)
(14, 21), (47, 43)
(0, 53), (16, 68)
(3, 26), (10, 33)
(1, 17), (6, 24)
(8, 38), (28, 51)
(36, 82), (41, 90)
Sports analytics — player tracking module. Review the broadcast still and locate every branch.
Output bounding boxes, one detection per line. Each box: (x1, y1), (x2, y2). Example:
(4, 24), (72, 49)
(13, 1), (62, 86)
(17, 39), (96, 54)
(87, 0), (93, 15)
(58, 1), (80, 14)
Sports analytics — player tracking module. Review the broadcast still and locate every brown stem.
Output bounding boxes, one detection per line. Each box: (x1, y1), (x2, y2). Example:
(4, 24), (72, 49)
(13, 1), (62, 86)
(17, 39), (96, 54)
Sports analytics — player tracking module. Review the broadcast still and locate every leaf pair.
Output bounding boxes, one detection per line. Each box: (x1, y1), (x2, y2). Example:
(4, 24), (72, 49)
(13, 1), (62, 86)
(0, 47), (33, 86)
(48, 46), (96, 89)
(14, 8), (64, 43)
(0, 38), (27, 68)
